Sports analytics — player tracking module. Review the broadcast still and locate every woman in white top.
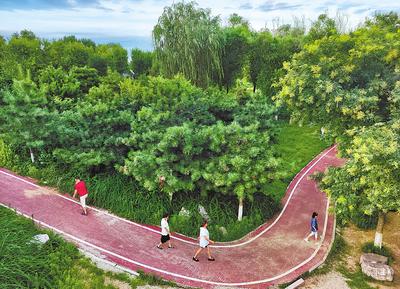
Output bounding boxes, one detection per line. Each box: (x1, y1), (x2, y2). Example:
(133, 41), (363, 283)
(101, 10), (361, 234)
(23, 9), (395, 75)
(157, 213), (174, 249)
(192, 219), (215, 262)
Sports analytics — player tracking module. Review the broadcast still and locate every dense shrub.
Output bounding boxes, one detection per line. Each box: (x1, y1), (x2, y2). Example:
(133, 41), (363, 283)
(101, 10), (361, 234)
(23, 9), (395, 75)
(0, 139), (14, 168)
(361, 241), (393, 263)
(352, 211), (378, 230)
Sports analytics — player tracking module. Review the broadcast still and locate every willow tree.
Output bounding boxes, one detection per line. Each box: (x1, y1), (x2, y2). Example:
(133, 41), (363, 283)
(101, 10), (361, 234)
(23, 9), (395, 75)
(153, 1), (223, 88)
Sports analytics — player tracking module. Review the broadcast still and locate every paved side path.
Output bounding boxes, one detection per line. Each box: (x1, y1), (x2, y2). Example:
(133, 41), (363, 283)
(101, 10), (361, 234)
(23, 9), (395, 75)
(0, 146), (344, 288)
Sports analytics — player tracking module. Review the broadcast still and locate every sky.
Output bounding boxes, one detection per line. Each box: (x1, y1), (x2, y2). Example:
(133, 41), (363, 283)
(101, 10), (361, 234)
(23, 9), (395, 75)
(0, 0), (399, 51)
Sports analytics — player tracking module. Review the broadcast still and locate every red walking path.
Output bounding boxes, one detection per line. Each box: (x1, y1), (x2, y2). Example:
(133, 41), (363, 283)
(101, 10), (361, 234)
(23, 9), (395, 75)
(0, 146), (344, 288)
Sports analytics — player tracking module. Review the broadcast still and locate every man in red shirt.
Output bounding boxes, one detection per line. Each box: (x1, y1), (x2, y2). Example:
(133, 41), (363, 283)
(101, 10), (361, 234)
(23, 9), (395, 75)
(73, 178), (89, 215)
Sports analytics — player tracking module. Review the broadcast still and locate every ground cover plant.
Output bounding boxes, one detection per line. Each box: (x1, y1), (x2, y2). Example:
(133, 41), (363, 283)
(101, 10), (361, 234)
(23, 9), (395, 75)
(0, 206), (178, 289)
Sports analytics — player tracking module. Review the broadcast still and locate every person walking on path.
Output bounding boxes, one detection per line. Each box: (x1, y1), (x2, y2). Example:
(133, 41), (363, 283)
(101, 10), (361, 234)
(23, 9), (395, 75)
(304, 212), (318, 242)
(157, 213), (174, 249)
(193, 220), (215, 262)
(73, 178), (89, 216)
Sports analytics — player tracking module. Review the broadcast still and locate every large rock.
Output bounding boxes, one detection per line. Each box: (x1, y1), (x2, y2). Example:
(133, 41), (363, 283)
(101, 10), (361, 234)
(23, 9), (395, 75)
(178, 207), (190, 217)
(198, 205), (210, 220)
(30, 234), (50, 245)
(360, 253), (388, 265)
(218, 226), (228, 236)
(360, 253), (394, 282)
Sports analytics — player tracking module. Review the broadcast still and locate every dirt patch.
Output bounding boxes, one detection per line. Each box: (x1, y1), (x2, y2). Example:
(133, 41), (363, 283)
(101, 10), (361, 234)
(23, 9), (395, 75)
(104, 277), (132, 289)
(23, 188), (53, 198)
(301, 271), (350, 289)
(343, 212), (399, 288)
(301, 212), (399, 288)
(136, 285), (179, 289)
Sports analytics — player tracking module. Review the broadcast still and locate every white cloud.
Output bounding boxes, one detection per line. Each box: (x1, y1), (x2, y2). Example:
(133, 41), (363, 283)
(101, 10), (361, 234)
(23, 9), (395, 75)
(0, 0), (399, 49)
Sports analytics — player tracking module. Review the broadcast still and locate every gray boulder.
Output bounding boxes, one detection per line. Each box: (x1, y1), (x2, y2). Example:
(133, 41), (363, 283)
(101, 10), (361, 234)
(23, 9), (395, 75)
(178, 207), (191, 217)
(30, 234), (50, 245)
(360, 253), (394, 282)
(198, 205), (210, 220)
(218, 226), (228, 236)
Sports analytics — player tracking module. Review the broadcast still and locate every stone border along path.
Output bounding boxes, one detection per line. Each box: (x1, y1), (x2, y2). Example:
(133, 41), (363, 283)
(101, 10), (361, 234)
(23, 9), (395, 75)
(0, 145), (345, 288)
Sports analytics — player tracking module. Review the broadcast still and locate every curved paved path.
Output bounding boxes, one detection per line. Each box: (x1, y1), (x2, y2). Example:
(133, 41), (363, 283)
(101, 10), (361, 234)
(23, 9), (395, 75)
(0, 146), (344, 288)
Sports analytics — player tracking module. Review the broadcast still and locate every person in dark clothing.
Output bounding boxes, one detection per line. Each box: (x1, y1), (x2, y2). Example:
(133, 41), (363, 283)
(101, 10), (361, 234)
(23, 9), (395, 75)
(304, 212), (318, 242)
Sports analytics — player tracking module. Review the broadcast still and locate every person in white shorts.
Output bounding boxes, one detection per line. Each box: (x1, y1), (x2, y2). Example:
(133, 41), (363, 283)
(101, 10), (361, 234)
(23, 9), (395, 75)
(304, 212), (318, 242)
(157, 213), (173, 249)
(193, 219), (215, 262)
(72, 178), (89, 216)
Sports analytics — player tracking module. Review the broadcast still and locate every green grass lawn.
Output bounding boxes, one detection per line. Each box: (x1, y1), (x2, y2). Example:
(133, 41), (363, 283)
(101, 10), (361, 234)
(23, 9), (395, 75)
(267, 123), (331, 201)
(0, 206), (176, 289)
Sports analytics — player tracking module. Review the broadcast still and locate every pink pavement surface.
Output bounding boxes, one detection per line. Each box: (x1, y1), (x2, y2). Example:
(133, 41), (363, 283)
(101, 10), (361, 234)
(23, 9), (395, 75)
(0, 146), (344, 288)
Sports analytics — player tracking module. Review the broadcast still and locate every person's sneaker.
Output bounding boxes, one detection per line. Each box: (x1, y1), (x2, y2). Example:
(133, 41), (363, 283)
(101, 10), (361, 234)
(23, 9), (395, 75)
(157, 245), (163, 250)
(304, 238), (309, 242)
(208, 257), (215, 261)
(192, 257), (199, 262)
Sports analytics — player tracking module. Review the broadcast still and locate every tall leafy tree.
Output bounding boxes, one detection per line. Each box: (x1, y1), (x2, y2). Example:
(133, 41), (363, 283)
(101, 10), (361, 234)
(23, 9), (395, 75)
(221, 14), (251, 92)
(274, 13), (399, 137)
(249, 28), (303, 95)
(39, 65), (80, 101)
(70, 66), (100, 95)
(130, 49), (153, 76)
(96, 44), (128, 74)
(320, 122), (400, 247)
(89, 54), (109, 76)
(0, 75), (50, 163)
(0, 36), (17, 88)
(121, 76), (278, 220)
(305, 14), (339, 43)
(8, 30), (48, 82)
(51, 86), (133, 174)
(153, 1), (223, 87)
(46, 36), (92, 69)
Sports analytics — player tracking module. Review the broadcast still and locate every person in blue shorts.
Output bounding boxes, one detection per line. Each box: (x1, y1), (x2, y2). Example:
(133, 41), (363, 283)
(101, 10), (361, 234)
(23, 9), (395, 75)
(304, 212), (318, 242)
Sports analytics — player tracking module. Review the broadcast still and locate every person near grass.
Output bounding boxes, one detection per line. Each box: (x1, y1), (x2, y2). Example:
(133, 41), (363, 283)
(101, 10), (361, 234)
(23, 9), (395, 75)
(157, 213), (174, 249)
(304, 212), (318, 242)
(72, 178), (89, 216)
(193, 219), (215, 262)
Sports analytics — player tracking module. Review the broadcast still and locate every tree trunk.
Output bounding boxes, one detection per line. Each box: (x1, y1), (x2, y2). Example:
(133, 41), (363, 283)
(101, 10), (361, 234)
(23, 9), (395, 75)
(29, 147), (35, 163)
(238, 197), (243, 221)
(374, 212), (385, 248)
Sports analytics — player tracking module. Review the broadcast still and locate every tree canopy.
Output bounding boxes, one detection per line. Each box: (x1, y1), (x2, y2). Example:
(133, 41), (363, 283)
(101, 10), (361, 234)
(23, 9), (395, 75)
(153, 1), (223, 88)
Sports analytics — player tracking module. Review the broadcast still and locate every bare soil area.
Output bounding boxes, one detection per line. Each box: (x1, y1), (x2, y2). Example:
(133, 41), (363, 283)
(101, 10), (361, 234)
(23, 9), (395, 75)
(301, 212), (399, 289)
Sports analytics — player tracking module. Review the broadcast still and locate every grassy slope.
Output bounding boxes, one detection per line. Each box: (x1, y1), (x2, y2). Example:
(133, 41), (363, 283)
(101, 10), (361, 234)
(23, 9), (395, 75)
(268, 123), (331, 201)
(0, 206), (176, 289)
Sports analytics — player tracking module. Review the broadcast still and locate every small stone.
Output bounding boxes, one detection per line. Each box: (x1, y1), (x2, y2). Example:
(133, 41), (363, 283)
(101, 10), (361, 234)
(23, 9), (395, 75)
(30, 234), (50, 245)
(178, 207), (190, 217)
(219, 226), (228, 236)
